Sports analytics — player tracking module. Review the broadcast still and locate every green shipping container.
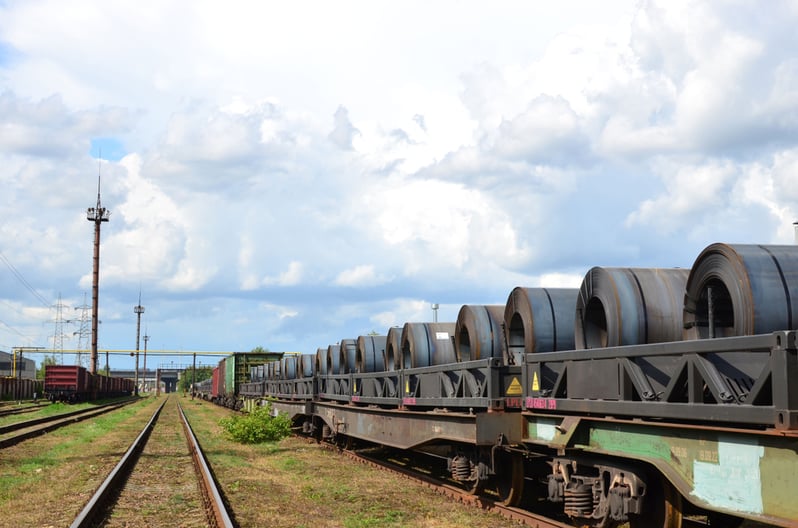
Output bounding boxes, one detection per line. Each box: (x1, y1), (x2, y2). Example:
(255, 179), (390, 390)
(223, 352), (283, 397)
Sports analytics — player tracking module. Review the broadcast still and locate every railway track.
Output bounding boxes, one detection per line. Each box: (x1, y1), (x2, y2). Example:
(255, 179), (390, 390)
(70, 395), (234, 528)
(320, 440), (570, 528)
(0, 399), (136, 448)
(0, 402), (49, 418)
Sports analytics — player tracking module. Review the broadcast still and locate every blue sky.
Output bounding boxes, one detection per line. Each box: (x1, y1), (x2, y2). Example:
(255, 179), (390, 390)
(1, 0), (797, 371)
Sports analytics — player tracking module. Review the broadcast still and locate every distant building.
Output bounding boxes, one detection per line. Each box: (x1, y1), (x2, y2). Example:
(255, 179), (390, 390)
(0, 350), (36, 380)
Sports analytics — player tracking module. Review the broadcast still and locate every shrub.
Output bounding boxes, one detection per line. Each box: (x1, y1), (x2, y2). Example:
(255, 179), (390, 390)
(219, 401), (292, 444)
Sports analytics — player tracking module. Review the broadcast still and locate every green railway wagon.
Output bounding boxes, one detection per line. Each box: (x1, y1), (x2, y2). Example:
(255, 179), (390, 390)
(219, 352), (283, 409)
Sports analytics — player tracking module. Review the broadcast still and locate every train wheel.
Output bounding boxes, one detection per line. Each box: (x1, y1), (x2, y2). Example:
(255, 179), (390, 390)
(630, 474), (682, 528)
(494, 449), (524, 506)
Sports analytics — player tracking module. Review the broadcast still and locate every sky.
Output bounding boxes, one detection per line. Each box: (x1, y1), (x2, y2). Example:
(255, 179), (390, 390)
(1, 0), (798, 371)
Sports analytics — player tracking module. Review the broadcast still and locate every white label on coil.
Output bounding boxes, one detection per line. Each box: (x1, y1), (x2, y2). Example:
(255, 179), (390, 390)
(435, 332), (449, 340)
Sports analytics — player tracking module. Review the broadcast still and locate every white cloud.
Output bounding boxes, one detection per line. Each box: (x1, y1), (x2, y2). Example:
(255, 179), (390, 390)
(2, 0), (797, 362)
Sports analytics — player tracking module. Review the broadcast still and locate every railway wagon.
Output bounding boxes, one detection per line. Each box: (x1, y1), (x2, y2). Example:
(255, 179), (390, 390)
(0, 377), (41, 400)
(44, 365), (134, 402)
(207, 352), (284, 409)
(246, 241), (798, 528)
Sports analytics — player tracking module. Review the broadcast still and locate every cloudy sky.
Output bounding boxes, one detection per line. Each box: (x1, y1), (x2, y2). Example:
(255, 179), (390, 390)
(1, 0), (797, 371)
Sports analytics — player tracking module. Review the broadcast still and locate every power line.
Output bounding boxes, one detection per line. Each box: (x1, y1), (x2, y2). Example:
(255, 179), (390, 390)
(0, 250), (50, 307)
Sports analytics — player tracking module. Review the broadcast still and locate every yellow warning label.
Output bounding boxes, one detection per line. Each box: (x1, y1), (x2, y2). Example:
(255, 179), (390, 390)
(506, 377), (523, 395)
(405, 379), (410, 394)
(532, 372), (540, 392)
(353, 380), (357, 393)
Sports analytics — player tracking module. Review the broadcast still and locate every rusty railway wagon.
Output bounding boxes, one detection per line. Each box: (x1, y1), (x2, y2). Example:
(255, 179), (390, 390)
(239, 242), (798, 528)
(44, 364), (134, 402)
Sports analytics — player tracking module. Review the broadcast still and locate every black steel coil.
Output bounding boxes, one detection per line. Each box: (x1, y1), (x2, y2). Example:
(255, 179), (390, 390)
(299, 354), (315, 378)
(401, 322), (456, 368)
(383, 326), (403, 371)
(326, 344), (341, 375)
(281, 355), (297, 380)
(454, 305), (505, 362)
(338, 339), (358, 374)
(315, 347), (328, 376)
(356, 335), (387, 373)
(575, 267), (689, 349)
(683, 243), (798, 339)
(503, 287), (578, 364)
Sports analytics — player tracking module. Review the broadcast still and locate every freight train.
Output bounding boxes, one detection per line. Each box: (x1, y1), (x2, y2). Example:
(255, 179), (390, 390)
(193, 351), (284, 409)
(211, 242), (798, 528)
(44, 365), (135, 402)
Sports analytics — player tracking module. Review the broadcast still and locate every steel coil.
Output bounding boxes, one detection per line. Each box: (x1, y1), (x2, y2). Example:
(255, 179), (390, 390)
(356, 335), (387, 373)
(683, 243), (798, 339)
(455, 305), (505, 362)
(281, 355), (297, 380)
(299, 354), (315, 378)
(383, 327), (403, 371)
(315, 347), (328, 375)
(503, 287), (578, 364)
(338, 339), (357, 374)
(326, 344), (341, 375)
(401, 322), (457, 368)
(575, 267), (689, 349)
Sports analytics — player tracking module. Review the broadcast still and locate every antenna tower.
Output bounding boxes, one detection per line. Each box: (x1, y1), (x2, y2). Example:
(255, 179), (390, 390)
(74, 292), (91, 367)
(87, 155), (110, 374)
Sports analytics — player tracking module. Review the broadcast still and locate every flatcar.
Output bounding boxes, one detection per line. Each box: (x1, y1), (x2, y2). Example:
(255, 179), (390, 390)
(44, 365), (134, 403)
(236, 241), (798, 528)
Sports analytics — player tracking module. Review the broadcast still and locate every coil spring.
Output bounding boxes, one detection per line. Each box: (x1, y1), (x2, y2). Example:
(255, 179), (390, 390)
(564, 483), (594, 516)
(452, 456), (472, 481)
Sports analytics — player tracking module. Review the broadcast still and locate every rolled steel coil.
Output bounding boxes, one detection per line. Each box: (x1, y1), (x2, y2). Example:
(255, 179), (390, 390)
(401, 322), (457, 368)
(315, 347), (328, 376)
(683, 243), (798, 339)
(338, 339), (358, 374)
(299, 354), (315, 378)
(454, 305), (505, 362)
(281, 356), (297, 380)
(326, 344), (342, 375)
(575, 267), (689, 349)
(504, 287), (578, 364)
(356, 335), (387, 373)
(383, 327), (403, 371)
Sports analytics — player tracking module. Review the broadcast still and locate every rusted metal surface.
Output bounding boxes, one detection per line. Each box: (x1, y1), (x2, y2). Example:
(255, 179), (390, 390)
(342, 446), (572, 528)
(575, 267), (689, 349)
(684, 243), (798, 339)
(179, 401), (235, 528)
(503, 287), (577, 364)
(455, 305), (505, 362)
(70, 400), (166, 528)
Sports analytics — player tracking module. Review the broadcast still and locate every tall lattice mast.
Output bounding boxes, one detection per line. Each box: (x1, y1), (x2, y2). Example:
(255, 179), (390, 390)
(51, 293), (70, 363)
(74, 292), (91, 367)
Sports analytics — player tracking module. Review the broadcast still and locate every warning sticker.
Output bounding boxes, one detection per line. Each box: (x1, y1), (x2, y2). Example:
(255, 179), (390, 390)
(532, 372), (540, 392)
(405, 379), (410, 394)
(506, 377), (523, 395)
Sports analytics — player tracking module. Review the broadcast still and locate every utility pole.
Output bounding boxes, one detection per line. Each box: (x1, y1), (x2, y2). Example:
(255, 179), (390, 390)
(134, 292), (144, 396)
(52, 293), (71, 364)
(192, 352), (196, 399)
(432, 303), (439, 323)
(87, 162), (110, 374)
(143, 331), (149, 392)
